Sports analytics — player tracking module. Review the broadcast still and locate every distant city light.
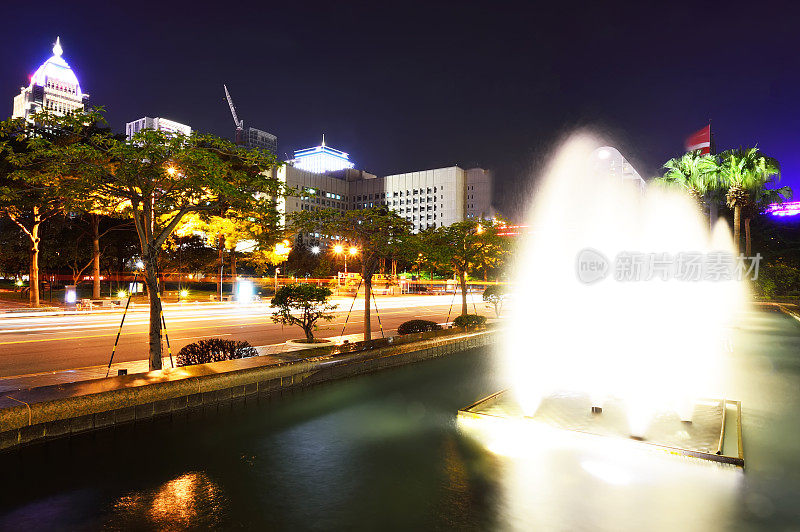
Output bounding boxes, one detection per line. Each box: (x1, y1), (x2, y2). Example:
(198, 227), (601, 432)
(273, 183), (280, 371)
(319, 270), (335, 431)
(349, 246), (358, 256)
(768, 201), (800, 217)
(334, 244), (344, 254)
(135, 260), (144, 270)
(311, 245), (321, 254)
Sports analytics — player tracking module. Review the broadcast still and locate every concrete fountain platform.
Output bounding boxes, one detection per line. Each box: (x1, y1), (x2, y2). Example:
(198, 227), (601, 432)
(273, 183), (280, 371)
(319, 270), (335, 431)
(458, 390), (744, 468)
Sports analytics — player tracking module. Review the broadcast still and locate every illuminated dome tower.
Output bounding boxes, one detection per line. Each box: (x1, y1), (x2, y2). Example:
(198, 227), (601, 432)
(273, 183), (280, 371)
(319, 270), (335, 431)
(12, 37), (89, 120)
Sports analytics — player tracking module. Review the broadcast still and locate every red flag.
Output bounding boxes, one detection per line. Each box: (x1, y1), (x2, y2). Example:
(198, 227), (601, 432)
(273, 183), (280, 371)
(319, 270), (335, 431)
(685, 125), (711, 154)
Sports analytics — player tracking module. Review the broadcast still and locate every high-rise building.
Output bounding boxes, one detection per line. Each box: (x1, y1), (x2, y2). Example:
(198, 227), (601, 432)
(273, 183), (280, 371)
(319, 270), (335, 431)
(223, 85), (278, 155)
(12, 37), (88, 120)
(238, 127), (277, 155)
(125, 117), (192, 138)
(279, 137), (495, 237)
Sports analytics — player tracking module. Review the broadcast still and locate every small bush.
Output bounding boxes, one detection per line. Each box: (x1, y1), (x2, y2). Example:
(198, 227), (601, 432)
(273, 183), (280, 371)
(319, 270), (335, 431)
(453, 314), (487, 328)
(397, 319), (442, 335)
(176, 338), (258, 367)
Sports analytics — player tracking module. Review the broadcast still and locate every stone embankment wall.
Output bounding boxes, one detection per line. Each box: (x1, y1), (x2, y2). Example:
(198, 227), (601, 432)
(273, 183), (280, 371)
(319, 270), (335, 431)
(0, 328), (500, 452)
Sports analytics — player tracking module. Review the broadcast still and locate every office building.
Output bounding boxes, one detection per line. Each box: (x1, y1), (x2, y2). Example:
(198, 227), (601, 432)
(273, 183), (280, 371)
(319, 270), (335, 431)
(126, 116), (192, 138)
(12, 37), (89, 120)
(238, 127), (277, 155)
(279, 139), (494, 238)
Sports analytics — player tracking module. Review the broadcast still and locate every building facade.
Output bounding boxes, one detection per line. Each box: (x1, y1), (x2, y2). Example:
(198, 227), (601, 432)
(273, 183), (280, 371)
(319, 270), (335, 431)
(238, 127), (277, 155)
(12, 38), (88, 120)
(126, 116), (192, 138)
(278, 141), (494, 240)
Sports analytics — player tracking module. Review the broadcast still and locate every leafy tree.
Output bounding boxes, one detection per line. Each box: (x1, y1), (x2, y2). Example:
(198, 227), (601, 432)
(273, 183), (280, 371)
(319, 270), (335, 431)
(0, 116), (70, 306)
(290, 207), (413, 340)
(719, 148), (785, 253)
(482, 284), (508, 317)
(270, 283), (337, 341)
(30, 110), (280, 370)
(424, 219), (506, 316)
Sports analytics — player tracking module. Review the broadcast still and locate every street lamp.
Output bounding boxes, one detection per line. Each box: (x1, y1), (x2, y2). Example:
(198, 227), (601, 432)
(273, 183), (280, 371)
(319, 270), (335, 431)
(311, 245), (320, 255)
(333, 244), (358, 274)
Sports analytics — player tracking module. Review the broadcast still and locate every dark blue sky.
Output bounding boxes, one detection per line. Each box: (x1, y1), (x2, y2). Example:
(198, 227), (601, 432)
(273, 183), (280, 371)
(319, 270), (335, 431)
(2, 1), (798, 220)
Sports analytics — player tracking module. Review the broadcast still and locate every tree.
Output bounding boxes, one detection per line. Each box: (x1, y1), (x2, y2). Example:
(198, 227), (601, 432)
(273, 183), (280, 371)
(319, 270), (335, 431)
(290, 207), (413, 341)
(37, 111), (280, 370)
(270, 283), (337, 342)
(0, 116), (69, 307)
(655, 151), (720, 208)
(482, 284), (508, 317)
(719, 148), (783, 253)
(742, 174), (791, 257)
(424, 219), (505, 316)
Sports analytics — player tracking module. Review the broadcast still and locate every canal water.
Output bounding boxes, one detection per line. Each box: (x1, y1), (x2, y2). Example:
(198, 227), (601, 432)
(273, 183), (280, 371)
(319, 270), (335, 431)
(0, 308), (798, 530)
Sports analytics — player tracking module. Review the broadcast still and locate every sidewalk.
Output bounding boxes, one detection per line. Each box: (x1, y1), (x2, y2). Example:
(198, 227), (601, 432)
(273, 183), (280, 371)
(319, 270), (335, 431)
(0, 332), (369, 393)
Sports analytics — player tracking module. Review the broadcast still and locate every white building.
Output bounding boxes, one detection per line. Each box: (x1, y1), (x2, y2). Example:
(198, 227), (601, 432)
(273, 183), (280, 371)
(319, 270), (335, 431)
(126, 116), (192, 138)
(279, 143), (494, 238)
(12, 37), (88, 120)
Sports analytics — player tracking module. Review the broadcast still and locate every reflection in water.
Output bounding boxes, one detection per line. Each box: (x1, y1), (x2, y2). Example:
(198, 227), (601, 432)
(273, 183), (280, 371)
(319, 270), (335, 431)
(459, 414), (743, 531)
(111, 472), (226, 529)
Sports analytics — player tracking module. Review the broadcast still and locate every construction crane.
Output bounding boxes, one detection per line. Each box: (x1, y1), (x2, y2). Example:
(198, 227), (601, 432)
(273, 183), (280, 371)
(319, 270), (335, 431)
(223, 84), (244, 136)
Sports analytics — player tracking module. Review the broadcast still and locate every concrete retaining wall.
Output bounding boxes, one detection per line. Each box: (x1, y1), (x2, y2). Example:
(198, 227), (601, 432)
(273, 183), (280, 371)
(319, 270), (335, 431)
(0, 328), (500, 452)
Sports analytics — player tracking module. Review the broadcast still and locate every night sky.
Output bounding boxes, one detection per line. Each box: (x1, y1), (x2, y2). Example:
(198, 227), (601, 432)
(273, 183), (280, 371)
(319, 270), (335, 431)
(2, 1), (798, 221)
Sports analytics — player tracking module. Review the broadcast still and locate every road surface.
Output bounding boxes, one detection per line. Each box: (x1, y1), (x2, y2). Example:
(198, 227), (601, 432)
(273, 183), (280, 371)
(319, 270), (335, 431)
(0, 295), (490, 377)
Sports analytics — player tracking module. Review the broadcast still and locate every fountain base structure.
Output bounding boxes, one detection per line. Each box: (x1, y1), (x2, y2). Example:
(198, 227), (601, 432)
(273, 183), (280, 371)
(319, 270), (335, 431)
(458, 390), (744, 468)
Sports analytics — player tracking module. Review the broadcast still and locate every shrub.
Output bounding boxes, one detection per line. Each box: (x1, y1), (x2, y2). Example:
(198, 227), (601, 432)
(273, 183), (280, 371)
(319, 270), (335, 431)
(176, 338), (258, 367)
(453, 314), (487, 328)
(397, 319), (442, 335)
(755, 262), (800, 299)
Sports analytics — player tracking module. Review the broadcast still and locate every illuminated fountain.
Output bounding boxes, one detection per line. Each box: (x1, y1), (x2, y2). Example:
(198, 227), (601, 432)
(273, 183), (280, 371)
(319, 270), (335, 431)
(460, 134), (747, 467)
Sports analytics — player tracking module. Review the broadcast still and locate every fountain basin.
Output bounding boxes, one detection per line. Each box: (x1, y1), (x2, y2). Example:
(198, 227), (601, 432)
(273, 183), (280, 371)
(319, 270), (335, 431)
(458, 390), (744, 468)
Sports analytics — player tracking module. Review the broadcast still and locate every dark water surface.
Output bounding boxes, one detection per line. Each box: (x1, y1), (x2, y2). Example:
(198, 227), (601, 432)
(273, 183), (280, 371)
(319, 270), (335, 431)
(0, 308), (798, 531)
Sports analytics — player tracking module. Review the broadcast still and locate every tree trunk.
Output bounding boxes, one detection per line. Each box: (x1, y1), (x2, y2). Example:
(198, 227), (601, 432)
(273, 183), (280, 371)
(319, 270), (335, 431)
(29, 216), (40, 308)
(744, 218), (752, 257)
(733, 205), (741, 254)
(709, 201), (719, 231)
(91, 214), (101, 299)
(217, 235), (224, 300)
(459, 270), (468, 317)
(143, 265), (163, 371)
(363, 266), (372, 342)
(232, 249), (237, 285)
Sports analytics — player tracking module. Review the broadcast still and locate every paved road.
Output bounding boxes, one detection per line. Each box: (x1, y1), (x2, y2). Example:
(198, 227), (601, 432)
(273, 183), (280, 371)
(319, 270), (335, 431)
(0, 295), (489, 377)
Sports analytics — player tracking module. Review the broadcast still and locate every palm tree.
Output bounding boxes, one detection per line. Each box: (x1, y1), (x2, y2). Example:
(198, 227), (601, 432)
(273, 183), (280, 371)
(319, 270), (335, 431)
(742, 174), (791, 256)
(655, 151), (720, 208)
(719, 148), (782, 253)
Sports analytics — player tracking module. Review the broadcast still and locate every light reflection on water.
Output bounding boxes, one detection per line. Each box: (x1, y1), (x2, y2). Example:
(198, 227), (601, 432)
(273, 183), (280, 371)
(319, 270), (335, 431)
(111, 472), (228, 529)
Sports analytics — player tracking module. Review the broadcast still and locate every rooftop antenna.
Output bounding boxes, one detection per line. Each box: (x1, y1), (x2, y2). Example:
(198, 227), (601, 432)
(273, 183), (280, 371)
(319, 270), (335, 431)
(223, 84), (244, 133)
(321, 133), (326, 147)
